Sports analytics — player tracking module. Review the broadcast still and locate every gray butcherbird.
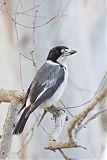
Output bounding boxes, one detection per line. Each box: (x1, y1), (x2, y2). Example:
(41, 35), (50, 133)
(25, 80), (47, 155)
(13, 46), (77, 134)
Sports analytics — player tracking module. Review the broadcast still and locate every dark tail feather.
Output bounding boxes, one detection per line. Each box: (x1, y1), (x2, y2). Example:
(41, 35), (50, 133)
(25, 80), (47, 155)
(13, 106), (30, 135)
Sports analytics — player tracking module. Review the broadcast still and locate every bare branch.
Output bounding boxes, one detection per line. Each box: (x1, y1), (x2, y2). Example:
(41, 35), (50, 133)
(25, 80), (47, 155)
(0, 86), (106, 158)
(62, 72), (107, 109)
(77, 107), (107, 132)
(46, 86), (107, 150)
(58, 149), (76, 160)
(49, 108), (67, 142)
(0, 89), (25, 103)
(0, 99), (21, 159)
(36, 109), (47, 127)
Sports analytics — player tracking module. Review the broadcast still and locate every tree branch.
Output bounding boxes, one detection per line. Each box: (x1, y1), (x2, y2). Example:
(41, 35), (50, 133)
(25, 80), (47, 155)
(46, 86), (107, 150)
(0, 86), (107, 157)
(0, 89), (25, 103)
(0, 99), (21, 159)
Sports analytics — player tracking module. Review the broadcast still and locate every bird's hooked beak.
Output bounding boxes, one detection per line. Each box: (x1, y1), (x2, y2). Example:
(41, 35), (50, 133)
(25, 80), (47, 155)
(63, 49), (77, 57)
(69, 50), (77, 55)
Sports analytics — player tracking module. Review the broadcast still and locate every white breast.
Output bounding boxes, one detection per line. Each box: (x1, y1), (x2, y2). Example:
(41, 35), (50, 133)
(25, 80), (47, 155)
(41, 67), (68, 108)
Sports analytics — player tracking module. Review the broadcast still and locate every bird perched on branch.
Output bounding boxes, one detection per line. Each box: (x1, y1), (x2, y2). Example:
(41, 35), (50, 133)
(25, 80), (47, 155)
(13, 46), (77, 134)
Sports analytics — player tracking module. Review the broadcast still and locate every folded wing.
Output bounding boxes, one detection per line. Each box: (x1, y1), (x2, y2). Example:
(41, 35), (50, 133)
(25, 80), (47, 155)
(20, 62), (65, 117)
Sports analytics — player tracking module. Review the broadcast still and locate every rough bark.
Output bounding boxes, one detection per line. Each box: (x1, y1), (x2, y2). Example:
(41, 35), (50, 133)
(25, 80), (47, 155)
(0, 99), (21, 159)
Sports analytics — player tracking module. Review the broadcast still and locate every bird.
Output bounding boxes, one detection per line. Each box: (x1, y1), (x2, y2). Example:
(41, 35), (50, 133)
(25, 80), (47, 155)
(13, 46), (77, 135)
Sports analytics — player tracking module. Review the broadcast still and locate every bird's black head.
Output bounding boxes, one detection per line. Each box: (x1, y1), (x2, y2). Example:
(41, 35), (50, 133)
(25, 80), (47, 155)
(47, 46), (77, 62)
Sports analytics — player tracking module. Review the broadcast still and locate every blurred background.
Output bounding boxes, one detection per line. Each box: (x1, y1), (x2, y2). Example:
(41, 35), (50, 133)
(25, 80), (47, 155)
(0, 0), (106, 159)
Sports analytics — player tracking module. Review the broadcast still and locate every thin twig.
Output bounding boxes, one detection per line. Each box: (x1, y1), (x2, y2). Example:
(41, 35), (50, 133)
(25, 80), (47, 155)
(46, 86), (107, 150)
(61, 72), (107, 109)
(78, 107), (107, 132)
(58, 149), (76, 160)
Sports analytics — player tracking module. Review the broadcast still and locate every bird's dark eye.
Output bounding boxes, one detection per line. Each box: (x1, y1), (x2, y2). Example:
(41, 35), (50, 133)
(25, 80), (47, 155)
(61, 48), (69, 54)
